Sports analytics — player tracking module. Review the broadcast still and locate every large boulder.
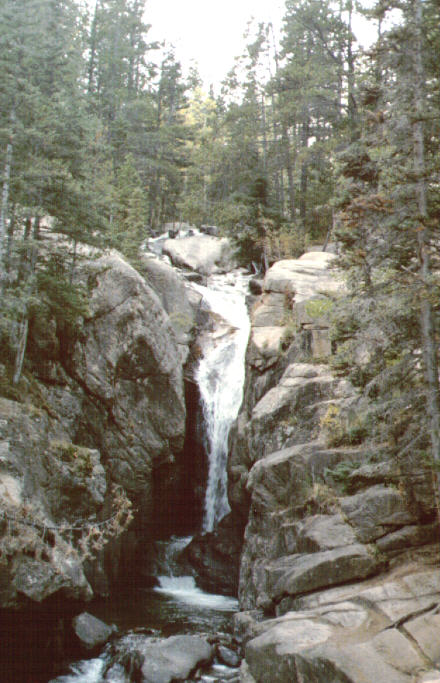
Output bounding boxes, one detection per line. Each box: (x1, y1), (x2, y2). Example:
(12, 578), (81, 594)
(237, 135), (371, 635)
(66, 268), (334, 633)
(263, 251), (343, 302)
(162, 234), (236, 275)
(247, 363), (352, 461)
(105, 633), (213, 683)
(340, 484), (418, 543)
(72, 612), (114, 651)
(0, 248), (190, 610)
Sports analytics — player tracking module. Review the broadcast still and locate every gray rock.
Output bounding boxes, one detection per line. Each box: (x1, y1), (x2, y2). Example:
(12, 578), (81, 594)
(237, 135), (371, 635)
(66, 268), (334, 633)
(376, 523), (438, 553)
(243, 568), (440, 682)
(347, 460), (398, 491)
(139, 635), (212, 683)
(251, 293), (286, 328)
(12, 555), (92, 603)
(294, 514), (358, 553)
(248, 365), (339, 459)
(340, 484), (417, 543)
(72, 251), (186, 494)
(271, 544), (380, 600)
(163, 234), (236, 275)
(72, 612), (114, 650)
(138, 254), (198, 364)
(240, 660), (258, 683)
(217, 644), (241, 667)
(263, 252), (343, 302)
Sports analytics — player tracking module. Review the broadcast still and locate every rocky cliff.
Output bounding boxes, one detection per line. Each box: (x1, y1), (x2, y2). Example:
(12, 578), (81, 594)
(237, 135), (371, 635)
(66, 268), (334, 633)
(230, 252), (440, 683)
(0, 244), (206, 680)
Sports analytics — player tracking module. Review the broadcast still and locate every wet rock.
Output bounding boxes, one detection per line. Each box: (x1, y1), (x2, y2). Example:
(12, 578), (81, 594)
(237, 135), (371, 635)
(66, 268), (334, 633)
(72, 612), (114, 650)
(109, 633), (213, 683)
(217, 645), (241, 667)
(249, 278), (263, 295)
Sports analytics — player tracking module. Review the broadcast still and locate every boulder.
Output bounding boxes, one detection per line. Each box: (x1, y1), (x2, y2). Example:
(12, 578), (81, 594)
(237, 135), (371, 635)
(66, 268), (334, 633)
(248, 327), (285, 372)
(163, 234), (236, 275)
(12, 555), (92, 603)
(72, 612), (114, 650)
(0, 398), (101, 607)
(263, 252), (343, 302)
(251, 293), (287, 328)
(292, 514), (358, 553)
(108, 633), (212, 683)
(140, 635), (212, 683)
(217, 644), (241, 667)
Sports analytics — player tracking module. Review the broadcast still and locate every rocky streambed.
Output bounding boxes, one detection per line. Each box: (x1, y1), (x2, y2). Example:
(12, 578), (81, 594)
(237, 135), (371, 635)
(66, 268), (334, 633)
(51, 577), (242, 683)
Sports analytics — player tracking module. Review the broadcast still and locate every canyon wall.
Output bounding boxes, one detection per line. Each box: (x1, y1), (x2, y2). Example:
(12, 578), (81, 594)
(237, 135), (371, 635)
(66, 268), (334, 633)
(230, 252), (440, 683)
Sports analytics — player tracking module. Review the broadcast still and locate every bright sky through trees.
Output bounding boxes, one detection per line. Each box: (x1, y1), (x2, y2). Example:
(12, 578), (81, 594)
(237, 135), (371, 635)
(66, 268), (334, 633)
(146, 0), (378, 89)
(146, 0), (286, 87)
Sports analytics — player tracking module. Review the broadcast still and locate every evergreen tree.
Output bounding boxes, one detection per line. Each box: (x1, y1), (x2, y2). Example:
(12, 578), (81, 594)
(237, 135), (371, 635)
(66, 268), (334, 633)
(332, 0), (440, 501)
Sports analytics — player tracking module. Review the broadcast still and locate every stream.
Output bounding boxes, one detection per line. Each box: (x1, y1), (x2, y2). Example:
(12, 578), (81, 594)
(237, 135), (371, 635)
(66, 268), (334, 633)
(50, 234), (251, 683)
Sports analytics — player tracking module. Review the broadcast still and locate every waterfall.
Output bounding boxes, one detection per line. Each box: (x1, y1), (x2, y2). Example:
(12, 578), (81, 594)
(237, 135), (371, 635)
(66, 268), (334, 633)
(192, 272), (251, 533)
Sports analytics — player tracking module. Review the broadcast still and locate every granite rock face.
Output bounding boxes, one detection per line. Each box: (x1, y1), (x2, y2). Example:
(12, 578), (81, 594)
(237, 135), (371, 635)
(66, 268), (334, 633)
(0, 248), (194, 610)
(242, 568), (440, 683)
(70, 251), (186, 497)
(0, 397), (99, 607)
(229, 250), (440, 683)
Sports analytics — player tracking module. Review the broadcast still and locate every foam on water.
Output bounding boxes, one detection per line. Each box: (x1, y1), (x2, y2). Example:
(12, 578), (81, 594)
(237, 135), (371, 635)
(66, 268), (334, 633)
(155, 575), (238, 611)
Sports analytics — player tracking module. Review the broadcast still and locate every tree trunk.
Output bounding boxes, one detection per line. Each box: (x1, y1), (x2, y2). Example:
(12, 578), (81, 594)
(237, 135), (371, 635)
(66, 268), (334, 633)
(0, 139), (13, 290)
(12, 317), (29, 385)
(281, 118), (296, 222)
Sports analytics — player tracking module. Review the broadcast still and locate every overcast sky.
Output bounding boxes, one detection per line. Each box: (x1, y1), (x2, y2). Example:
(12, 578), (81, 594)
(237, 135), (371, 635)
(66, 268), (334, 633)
(144, 0), (379, 91)
(145, 0), (286, 88)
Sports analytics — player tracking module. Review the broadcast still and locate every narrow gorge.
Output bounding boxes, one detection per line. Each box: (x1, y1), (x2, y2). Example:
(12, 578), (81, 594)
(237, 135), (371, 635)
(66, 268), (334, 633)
(1, 229), (440, 683)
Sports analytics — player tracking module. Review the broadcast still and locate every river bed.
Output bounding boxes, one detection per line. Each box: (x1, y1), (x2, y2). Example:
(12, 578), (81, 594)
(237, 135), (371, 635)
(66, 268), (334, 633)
(50, 577), (239, 682)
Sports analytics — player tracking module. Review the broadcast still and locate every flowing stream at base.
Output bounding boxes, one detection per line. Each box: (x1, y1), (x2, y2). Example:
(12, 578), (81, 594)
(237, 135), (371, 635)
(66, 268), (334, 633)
(50, 261), (250, 683)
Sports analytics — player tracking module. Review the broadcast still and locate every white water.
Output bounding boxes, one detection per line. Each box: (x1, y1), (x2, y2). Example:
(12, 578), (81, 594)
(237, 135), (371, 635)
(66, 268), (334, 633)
(193, 272), (251, 532)
(154, 536), (238, 611)
(51, 658), (108, 683)
(155, 575), (238, 610)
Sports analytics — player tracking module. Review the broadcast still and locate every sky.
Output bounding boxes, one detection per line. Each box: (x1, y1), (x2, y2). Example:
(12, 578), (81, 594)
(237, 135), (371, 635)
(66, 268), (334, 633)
(145, 0), (287, 89)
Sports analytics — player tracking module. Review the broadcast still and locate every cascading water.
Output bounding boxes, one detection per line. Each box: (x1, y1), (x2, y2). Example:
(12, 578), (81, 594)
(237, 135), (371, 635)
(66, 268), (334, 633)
(192, 272), (251, 532)
(50, 234), (249, 683)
